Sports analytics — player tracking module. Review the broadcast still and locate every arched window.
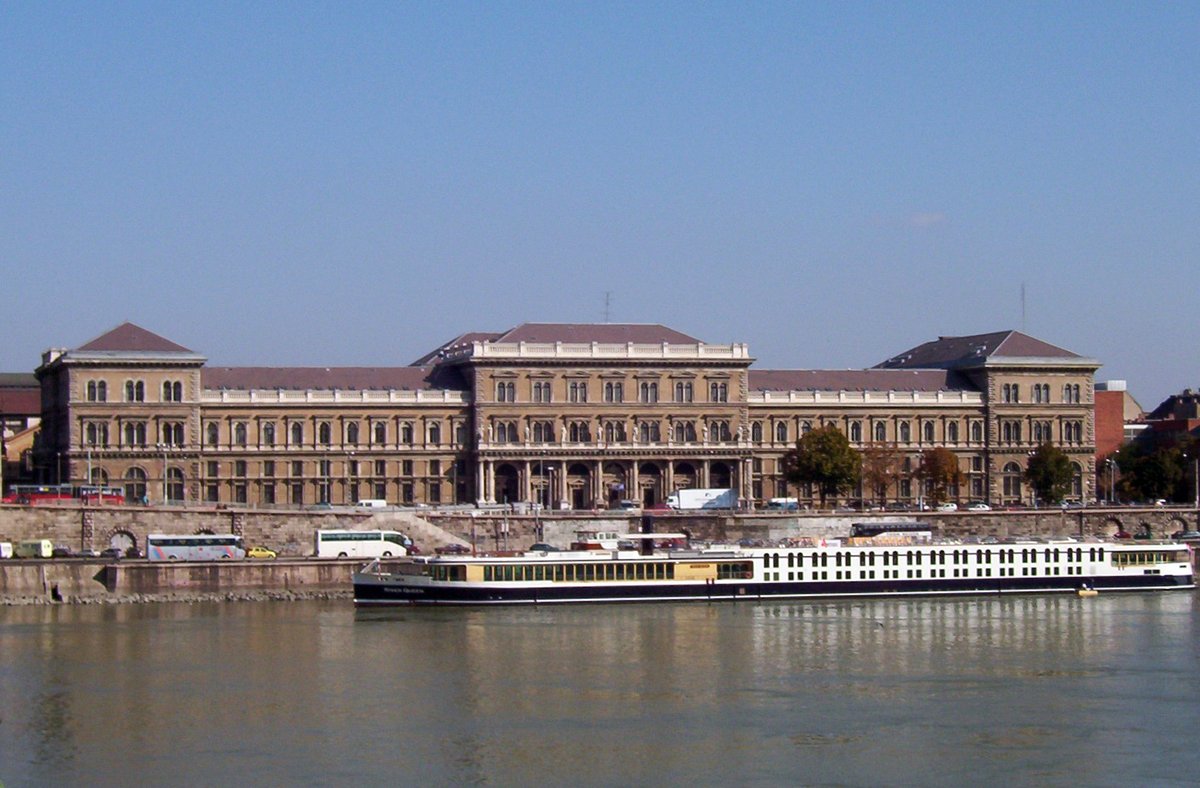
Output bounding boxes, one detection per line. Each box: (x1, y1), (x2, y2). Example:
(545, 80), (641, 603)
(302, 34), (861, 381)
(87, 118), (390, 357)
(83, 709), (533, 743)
(124, 422), (146, 446)
(233, 422), (247, 446)
(346, 423), (359, 445)
(899, 422), (911, 442)
(569, 421), (591, 442)
(850, 422), (862, 442)
(206, 422), (219, 446)
(709, 382), (728, 402)
(373, 423), (386, 445)
(923, 422), (935, 442)
(125, 380), (145, 402)
(640, 381), (658, 403)
(400, 422), (414, 443)
(971, 422), (983, 442)
(604, 381), (624, 403)
(775, 422), (787, 443)
(1002, 462), (1022, 499)
(1071, 462), (1083, 497)
(124, 467), (148, 503)
(428, 423), (441, 445)
(947, 422), (959, 443)
(604, 421), (626, 442)
(568, 381), (588, 403)
(751, 422), (763, 442)
(262, 422), (276, 446)
(675, 381), (693, 402)
(496, 381), (515, 402)
(801, 421), (812, 435)
(874, 422), (886, 442)
(290, 423), (304, 446)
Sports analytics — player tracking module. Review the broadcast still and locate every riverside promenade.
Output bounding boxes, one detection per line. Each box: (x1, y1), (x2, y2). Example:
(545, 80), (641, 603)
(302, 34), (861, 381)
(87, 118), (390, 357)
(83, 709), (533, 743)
(2, 502), (1197, 604)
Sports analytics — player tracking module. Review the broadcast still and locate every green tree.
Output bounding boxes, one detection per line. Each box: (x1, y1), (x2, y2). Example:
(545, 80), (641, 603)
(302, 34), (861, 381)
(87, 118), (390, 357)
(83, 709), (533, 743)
(1113, 433), (1196, 503)
(782, 425), (861, 507)
(1024, 443), (1074, 504)
(916, 447), (962, 505)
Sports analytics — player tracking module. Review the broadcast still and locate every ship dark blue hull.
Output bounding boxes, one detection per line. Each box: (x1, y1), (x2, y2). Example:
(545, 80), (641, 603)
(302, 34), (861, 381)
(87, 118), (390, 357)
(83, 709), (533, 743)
(353, 573), (1193, 606)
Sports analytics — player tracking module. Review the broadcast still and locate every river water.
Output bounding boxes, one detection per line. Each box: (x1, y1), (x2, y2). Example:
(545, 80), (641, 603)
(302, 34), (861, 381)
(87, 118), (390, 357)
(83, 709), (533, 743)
(2, 592), (1198, 787)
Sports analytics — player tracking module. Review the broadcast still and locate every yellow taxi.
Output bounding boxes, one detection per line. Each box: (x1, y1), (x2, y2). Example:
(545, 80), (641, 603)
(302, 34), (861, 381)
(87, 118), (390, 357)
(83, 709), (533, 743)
(246, 545), (277, 559)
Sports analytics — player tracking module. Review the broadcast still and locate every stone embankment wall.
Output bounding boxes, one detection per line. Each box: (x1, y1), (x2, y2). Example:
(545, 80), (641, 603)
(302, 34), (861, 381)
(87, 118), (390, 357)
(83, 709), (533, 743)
(1, 504), (1196, 604)
(1, 503), (1197, 556)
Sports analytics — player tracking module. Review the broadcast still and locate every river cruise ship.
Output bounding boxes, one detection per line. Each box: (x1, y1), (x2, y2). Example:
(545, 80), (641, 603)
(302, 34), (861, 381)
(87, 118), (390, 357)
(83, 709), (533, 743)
(352, 530), (1195, 606)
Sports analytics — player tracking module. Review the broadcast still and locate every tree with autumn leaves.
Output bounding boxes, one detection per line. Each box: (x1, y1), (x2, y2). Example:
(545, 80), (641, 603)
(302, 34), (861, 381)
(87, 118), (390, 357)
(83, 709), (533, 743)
(916, 447), (962, 505)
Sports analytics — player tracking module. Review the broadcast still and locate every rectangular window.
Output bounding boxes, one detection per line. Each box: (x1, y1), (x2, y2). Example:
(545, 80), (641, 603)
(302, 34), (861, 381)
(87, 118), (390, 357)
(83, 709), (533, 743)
(429, 459), (441, 476)
(402, 483), (414, 504)
(263, 461), (275, 477)
(402, 460), (413, 476)
(262, 483), (276, 505)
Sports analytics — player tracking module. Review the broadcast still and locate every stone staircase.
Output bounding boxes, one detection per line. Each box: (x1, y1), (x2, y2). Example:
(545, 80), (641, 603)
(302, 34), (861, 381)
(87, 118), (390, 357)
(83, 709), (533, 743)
(367, 511), (469, 551)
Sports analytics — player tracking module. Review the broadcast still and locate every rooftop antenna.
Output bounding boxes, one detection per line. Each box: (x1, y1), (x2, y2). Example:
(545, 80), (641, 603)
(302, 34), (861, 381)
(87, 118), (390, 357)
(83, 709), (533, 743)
(604, 291), (612, 323)
(1021, 282), (1026, 332)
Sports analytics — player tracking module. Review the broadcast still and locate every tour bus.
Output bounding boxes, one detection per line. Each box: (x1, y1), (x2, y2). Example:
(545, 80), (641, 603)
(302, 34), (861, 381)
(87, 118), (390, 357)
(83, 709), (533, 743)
(315, 529), (410, 559)
(15, 539), (54, 558)
(145, 534), (247, 561)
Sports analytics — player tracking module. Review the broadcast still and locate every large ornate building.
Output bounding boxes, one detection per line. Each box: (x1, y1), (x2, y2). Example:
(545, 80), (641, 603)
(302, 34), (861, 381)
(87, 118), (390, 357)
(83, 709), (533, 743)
(33, 322), (1100, 508)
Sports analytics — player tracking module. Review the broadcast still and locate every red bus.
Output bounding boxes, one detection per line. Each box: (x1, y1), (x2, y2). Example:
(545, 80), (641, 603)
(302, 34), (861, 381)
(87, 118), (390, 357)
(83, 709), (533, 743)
(2, 484), (126, 505)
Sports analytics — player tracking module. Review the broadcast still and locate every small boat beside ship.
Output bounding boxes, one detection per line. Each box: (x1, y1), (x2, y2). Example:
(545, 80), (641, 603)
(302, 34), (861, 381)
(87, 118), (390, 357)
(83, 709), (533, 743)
(352, 527), (1195, 607)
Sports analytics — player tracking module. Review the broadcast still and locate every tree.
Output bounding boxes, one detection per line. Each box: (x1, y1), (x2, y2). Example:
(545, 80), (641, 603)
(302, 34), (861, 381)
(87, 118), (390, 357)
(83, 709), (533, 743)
(916, 447), (962, 505)
(1024, 443), (1074, 504)
(782, 425), (861, 507)
(861, 443), (903, 505)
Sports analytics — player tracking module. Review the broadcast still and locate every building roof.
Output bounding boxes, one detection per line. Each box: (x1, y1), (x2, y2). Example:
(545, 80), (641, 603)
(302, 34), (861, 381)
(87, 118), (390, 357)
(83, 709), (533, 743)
(410, 331), (505, 366)
(201, 366), (464, 392)
(495, 323), (702, 344)
(0, 388), (40, 415)
(77, 322), (194, 353)
(875, 330), (1088, 370)
(0, 373), (38, 388)
(750, 369), (969, 393)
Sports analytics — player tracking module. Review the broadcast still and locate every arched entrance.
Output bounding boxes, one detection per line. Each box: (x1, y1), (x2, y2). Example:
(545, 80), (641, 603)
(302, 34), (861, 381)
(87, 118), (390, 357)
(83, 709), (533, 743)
(710, 461), (733, 489)
(673, 462), (698, 490)
(107, 529), (137, 556)
(602, 462), (628, 506)
(566, 463), (592, 510)
(638, 462), (664, 506)
(494, 463), (520, 505)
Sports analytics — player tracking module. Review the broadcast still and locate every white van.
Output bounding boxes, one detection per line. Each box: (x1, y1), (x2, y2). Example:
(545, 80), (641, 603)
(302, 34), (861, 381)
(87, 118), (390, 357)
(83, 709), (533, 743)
(0, 542), (13, 559)
(355, 499), (388, 510)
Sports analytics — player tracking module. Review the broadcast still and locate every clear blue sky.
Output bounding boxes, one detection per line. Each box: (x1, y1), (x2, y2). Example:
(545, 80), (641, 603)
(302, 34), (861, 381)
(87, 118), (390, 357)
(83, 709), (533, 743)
(3, 2), (1196, 408)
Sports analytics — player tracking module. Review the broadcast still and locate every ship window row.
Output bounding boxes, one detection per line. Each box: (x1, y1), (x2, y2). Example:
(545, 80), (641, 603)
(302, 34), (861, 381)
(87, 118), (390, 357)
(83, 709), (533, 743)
(1112, 551), (1183, 567)
(762, 548), (1104, 571)
(483, 562), (677, 583)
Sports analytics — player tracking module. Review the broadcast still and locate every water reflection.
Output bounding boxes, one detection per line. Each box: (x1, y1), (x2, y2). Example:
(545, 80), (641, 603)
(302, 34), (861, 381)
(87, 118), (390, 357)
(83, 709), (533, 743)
(2, 592), (1198, 785)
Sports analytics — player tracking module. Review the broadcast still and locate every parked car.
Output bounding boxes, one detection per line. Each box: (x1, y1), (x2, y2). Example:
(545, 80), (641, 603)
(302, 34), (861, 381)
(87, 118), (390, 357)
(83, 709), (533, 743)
(436, 543), (472, 555)
(936, 503), (958, 512)
(78, 548), (100, 557)
(246, 546), (277, 559)
(52, 545), (73, 558)
(100, 547), (124, 560)
(528, 543), (560, 552)
(966, 502), (991, 511)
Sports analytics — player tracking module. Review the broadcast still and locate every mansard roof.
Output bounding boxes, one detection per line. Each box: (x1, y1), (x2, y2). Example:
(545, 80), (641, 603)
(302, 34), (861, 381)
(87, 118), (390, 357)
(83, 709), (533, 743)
(77, 322), (194, 353)
(875, 330), (1092, 370)
(495, 323), (701, 344)
(201, 365), (466, 392)
(750, 369), (970, 393)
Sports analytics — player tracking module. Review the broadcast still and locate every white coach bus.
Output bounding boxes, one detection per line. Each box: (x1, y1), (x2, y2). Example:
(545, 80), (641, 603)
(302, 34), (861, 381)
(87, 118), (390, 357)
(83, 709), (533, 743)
(315, 530), (410, 559)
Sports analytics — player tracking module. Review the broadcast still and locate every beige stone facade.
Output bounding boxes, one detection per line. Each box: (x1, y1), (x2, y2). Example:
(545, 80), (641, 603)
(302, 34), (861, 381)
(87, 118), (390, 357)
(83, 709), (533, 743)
(33, 323), (1100, 509)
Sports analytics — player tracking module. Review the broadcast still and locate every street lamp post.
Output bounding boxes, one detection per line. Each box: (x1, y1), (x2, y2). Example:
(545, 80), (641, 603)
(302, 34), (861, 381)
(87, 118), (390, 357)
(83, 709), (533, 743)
(157, 442), (168, 504)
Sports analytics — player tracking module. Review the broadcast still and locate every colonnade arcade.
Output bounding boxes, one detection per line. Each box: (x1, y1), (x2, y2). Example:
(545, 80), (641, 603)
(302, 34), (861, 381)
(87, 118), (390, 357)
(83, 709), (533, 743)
(475, 457), (741, 508)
